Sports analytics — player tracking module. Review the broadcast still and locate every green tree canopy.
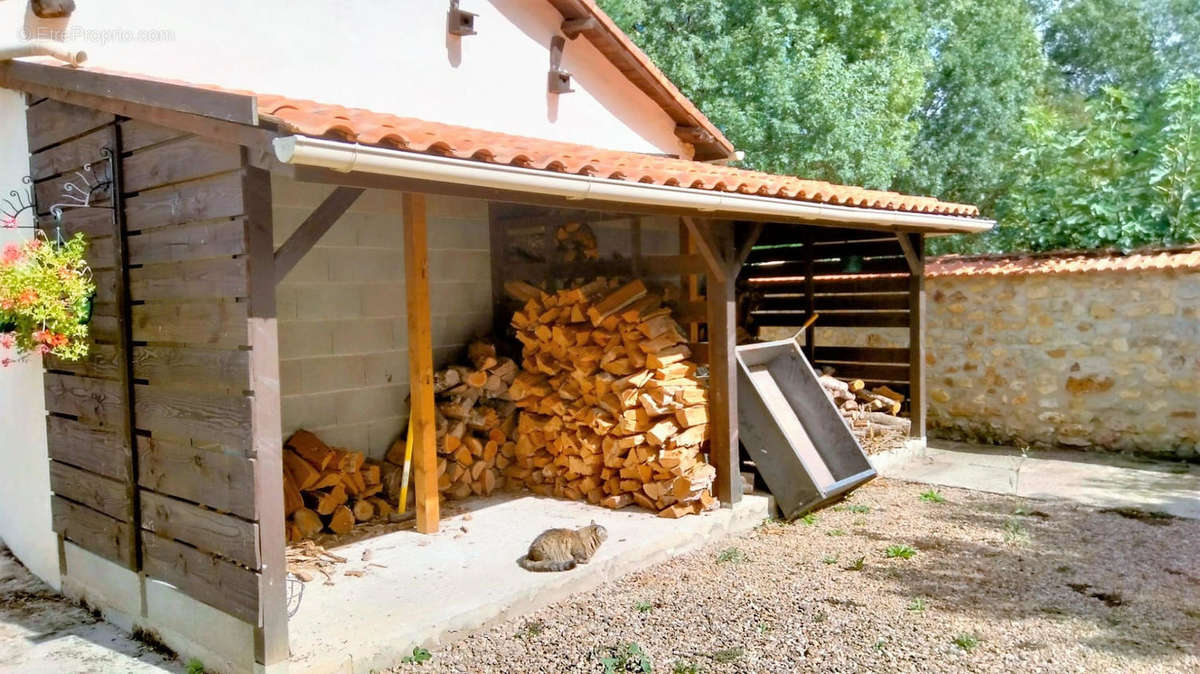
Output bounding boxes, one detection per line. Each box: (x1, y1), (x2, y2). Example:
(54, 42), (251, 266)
(598, 0), (1200, 255)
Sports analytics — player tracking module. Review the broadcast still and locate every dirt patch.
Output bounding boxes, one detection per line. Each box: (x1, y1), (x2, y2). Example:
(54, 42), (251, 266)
(391, 479), (1200, 673)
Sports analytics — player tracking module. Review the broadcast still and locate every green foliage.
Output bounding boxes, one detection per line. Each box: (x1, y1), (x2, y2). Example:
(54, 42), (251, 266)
(185, 660), (206, 674)
(1003, 518), (1030, 544)
(919, 489), (946, 503)
(400, 647), (432, 665)
(0, 232), (95, 363)
(671, 662), (699, 674)
(885, 544), (917, 559)
(516, 618), (545, 639)
(635, 600), (654, 613)
(598, 0), (929, 188)
(715, 547), (746, 564)
(600, 643), (653, 673)
(798, 513), (818, 526)
(822, 554), (839, 565)
(844, 556), (866, 571)
(952, 633), (980, 652)
(907, 597), (927, 612)
(599, 0), (1200, 254)
(826, 529), (846, 537)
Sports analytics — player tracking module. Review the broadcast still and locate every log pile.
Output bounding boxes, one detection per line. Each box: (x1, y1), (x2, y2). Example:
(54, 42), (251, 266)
(818, 374), (911, 452)
(504, 278), (718, 518)
(283, 430), (396, 542)
(555, 221), (599, 262)
(384, 339), (520, 501)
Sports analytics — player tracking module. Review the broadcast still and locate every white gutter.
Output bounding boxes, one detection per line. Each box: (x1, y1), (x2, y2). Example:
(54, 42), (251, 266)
(0, 40), (87, 66)
(273, 135), (994, 234)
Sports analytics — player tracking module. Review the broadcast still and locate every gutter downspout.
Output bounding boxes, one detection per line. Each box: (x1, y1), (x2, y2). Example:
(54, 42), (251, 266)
(0, 40), (86, 66)
(273, 135), (995, 234)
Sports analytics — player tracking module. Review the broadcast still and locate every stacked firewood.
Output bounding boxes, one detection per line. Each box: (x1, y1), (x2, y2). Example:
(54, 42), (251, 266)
(818, 374), (911, 448)
(384, 339), (521, 501)
(283, 430), (395, 541)
(555, 221), (599, 262)
(503, 278), (717, 518)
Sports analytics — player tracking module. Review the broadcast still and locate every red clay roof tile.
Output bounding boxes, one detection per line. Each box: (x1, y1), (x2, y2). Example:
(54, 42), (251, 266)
(255, 91), (980, 217)
(927, 246), (1200, 277)
(22, 60), (981, 219)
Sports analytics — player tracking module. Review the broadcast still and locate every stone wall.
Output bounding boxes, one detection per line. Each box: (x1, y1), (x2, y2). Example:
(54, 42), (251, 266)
(926, 263), (1200, 458)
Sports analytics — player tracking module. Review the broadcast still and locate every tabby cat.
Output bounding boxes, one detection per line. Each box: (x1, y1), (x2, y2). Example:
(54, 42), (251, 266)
(517, 523), (608, 572)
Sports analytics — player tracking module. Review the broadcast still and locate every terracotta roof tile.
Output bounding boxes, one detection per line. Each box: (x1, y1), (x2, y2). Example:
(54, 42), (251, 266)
(20, 60), (981, 219)
(253, 91), (980, 218)
(927, 246), (1200, 277)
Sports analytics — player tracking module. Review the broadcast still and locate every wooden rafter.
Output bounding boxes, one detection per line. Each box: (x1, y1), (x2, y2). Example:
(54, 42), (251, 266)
(272, 187), (364, 284)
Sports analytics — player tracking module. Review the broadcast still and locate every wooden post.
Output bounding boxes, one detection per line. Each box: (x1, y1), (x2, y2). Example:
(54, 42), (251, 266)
(683, 218), (748, 506)
(403, 193), (439, 533)
(906, 232), (926, 439)
(241, 165), (289, 669)
(802, 229), (816, 361)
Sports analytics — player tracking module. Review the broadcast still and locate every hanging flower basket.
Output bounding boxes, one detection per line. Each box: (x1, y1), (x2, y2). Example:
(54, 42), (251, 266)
(0, 231), (95, 366)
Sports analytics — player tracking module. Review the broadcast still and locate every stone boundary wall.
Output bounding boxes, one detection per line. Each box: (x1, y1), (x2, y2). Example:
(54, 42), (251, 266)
(926, 256), (1199, 459)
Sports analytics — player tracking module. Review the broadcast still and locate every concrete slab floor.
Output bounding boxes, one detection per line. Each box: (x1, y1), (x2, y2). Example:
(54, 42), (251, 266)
(879, 439), (1200, 519)
(287, 492), (771, 674)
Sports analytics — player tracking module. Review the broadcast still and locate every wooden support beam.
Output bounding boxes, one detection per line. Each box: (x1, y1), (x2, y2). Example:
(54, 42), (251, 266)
(403, 193), (440, 534)
(735, 221), (764, 267)
(273, 187), (364, 284)
(803, 230), (816, 361)
(896, 231), (921, 276)
(907, 233), (926, 439)
(695, 218), (743, 506)
(561, 16), (597, 38)
(240, 165), (289, 668)
(682, 216), (728, 283)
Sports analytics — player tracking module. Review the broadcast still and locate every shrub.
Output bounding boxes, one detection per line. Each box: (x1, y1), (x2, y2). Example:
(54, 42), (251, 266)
(0, 232), (94, 364)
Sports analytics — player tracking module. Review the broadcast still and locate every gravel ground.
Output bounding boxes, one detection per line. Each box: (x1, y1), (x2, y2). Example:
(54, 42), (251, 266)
(392, 478), (1200, 673)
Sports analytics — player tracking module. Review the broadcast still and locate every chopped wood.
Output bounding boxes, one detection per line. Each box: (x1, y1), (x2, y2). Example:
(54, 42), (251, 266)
(286, 430), (336, 470)
(507, 281), (715, 516)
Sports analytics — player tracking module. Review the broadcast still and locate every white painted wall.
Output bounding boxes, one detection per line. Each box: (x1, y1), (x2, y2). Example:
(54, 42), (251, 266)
(19, 0), (688, 157)
(0, 84), (59, 590)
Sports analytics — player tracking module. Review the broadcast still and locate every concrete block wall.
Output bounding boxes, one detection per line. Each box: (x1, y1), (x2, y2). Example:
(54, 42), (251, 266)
(272, 176), (492, 460)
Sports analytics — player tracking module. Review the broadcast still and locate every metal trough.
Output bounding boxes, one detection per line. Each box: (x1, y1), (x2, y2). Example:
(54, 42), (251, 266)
(736, 339), (876, 519)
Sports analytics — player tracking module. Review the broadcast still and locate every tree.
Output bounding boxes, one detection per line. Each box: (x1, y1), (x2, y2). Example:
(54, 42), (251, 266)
(896, 0), (1045, 213)
(598, 0), (930, 188)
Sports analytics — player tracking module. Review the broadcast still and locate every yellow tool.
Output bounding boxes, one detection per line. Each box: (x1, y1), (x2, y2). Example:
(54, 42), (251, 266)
(397, 425), (414, 514)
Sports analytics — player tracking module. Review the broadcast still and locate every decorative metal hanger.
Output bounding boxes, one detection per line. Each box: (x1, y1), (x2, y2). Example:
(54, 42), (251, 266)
(0, 176), (36, 231)
(45, 147), (116, 245)
(3, 147), (116, 245)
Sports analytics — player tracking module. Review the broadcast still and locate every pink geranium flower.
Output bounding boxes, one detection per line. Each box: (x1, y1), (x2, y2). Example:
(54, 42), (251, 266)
(2, 243), (22, 264)
(0, 333), (13, 349)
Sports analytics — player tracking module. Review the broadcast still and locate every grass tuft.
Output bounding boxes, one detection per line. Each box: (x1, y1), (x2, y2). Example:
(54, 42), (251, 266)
(920, 489), (946, 503)
(885, 544), (917, 559)
(716, 547), (747, 564)
(635, 601), (654, 613)
(401, 647), (432, 665)
(952, 633), (979, 652)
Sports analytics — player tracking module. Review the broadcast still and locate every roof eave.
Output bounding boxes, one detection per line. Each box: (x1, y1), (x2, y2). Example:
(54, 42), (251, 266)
(274, 135), (994, 234)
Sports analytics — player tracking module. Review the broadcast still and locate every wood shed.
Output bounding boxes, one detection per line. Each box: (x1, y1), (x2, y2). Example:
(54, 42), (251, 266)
(0, 58), (989, 671)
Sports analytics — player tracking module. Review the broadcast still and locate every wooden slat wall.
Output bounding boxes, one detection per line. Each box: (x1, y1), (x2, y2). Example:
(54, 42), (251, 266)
(118, 125), (264, 624)
(740, 225), (917, 393)
(28, 100), (138, 569)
